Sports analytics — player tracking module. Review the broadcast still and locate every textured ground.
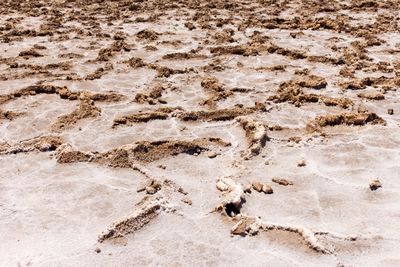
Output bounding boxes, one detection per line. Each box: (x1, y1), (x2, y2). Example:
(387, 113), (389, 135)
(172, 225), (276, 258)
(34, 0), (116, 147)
(1, 0), (400, 266)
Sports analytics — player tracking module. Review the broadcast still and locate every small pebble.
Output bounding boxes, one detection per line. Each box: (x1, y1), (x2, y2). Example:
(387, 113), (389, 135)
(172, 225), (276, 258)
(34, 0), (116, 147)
(252, 182), (263, 192)
(297, 159), (306, 167)
(369, 179), (382, 191)
(181, 197), (192, 205)
(262, 184), (273, 194)
(272, 178), (293, 186)
(243, 184), (252, 194)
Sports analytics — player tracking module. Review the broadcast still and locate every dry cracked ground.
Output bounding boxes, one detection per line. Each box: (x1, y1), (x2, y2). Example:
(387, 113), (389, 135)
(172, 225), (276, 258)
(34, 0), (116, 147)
(1, 0), (400, 266)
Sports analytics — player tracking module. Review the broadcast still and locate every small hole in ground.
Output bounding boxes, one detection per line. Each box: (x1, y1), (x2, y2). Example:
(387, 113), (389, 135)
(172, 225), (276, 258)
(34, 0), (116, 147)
(225, 203), (240, 217)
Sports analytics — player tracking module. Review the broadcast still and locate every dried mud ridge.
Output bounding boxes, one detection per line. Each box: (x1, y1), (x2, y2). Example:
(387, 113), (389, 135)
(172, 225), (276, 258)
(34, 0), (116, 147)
(269, 79), (353, 109)
(0, 84), (125, 105)
(112, 103), (265, 127)
(56, 138), (230, 166)
(0, 109), (24, 120)
(98, 195), (168, 243)
(1, 0), (398, 261)
(214, 177), (368, 255)
(0, 136), (62, 155)
(0, 84), (124, 131)
(98, 178), (189, 243)
(308, 111), (385, 132)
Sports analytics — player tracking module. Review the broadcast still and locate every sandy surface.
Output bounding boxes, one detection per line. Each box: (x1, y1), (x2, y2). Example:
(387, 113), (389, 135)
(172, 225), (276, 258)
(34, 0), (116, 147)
(1, 0), (400, 266)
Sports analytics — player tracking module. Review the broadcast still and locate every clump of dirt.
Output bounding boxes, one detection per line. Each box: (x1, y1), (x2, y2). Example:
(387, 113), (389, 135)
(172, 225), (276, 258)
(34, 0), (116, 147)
(94, 41), (132, 62)
(134, 83), (167, 105)
(0, 85), (77, 104)
(148, 64), (192, 78)
(340, 76), (400, 91)
(251, 182), (263, 192)
(272, 178), (294, 186)
(56, 144), (94, 164)
(86, 92), (125, 103)
(85, 67), (108, 80)
(369, 179), (382, 191)
(44, 61), (73, 71)
(295, 75), (327, 89)
(269, 81), (352, 108)
(136, 29), (159, 41)
(209, 45), (259, 56)
(124, 57), (146, 68)
(311, 111), (385, 128)
(33, 44), (46, 50)
(274, 46), (308, 60)
(297, 159), (306, 167)
(237, 117), (268, 159)
(365, 62), (393, 73)
(307, 55), (344, 65)
(98, 195), (166, 243)
(230, 216), (262, 236)
(162, 52), (207, 60)
(18, 84), (78, 99)
(213, 29), (235, 43)
(256, 65), (287, 72)
(19, 48), (43, 58)
(57, 138), (230, 166)
(340, 79), (369, 90)
(201, 91), (233, 107)
(357, 92), (385, 100)
(339, 66), (356, 78)
(181, 197), (192, 205)
(178, 103), (265, 122)
(0, 84), (124, 105)
(0, 109), (24, 120)
(201, 77), (223, 92)
(113, 31), (127, 41)
(340, 41), (371, 67)
(59, 53), (84, 59)
(113, 111), (169, 126)
(0, 136), (63, 155)
(51, 98), (101, 131)
(202, 58), (226, 72)
(251, 182), (273, 194)
(119, 138), (230, 163)
(0, 95), (14, 105)
(230, 216), (332, 254)
(200, 76), (233, 107)
(215, 177), (245, 217)
(114, 104), (267, 126)
(137, 179), (162, 195)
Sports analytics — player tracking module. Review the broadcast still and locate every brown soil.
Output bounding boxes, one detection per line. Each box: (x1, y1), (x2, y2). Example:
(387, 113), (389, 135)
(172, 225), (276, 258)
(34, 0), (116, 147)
(136, 29), (159, 41)
(272, 178), (294, 186)
(178, 103), (265, 122)
(357, 92), (385, 100)
(98, 195), (164, 243)
(0, 84), (124, 105)
(0, 136), (63, 155)
(237, 117), (268, 159)
(0, 109), (24, 120)
(51, 98), (101, 131)
(269, 81), (353, 108)
(57, 138), (230, 166)
(124, 57), (146, 68)
(312, 112), (385, 128)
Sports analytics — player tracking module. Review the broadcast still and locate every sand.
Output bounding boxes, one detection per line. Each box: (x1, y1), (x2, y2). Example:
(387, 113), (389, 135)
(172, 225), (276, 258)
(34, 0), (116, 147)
(1, 0), (400, 266)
